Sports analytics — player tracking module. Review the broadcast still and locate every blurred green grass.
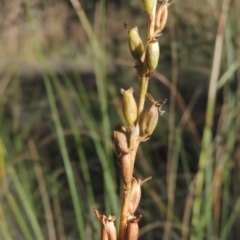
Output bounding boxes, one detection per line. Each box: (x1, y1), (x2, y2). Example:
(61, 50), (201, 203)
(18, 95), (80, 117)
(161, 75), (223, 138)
(0, 0), (240, 239)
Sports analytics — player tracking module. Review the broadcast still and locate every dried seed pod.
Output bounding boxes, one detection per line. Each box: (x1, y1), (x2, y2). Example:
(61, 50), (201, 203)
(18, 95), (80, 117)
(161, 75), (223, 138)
(155, 1), (167, 34)
(120, 154), (133, 186)
(129, 177), (152, 214)
(94, 208), (117, 240)
(121, 88), (138, 127)
(145, 40), (160, 73)
(126, 215), (142, 240)
(141, 0), (156, 14)
(113, 125), (130, 157)
(128, 125), (140, 150)
(124, 23), (144, 63)
(155, 0), (173, 35)
(141, 93), (167, 137)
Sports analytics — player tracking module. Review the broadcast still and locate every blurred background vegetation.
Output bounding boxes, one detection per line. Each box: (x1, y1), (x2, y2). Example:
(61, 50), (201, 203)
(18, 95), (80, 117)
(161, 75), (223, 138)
(0, 0), (240, 239)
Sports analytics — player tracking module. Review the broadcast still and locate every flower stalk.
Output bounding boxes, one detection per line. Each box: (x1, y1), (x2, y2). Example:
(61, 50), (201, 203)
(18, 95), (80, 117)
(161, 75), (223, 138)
(94, 0), (173, 239)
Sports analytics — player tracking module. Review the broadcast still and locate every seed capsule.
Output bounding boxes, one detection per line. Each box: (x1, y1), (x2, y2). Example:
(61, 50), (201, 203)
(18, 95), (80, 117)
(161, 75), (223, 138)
(141, 0), (156, 14)
(120, 154), (133, 186)
(121, 88), (138, 127)
(94, 209), (117, 240)
(129, 177), (152, 214)
(145, 40), (160, 73)
(126, 215), (142, 240)
(141, 93), (167, 138)
(113, 125), (130, 158)
(155, 0), (173, 35)
(128, 124), (140, 150)
(124, 23), (144, 63)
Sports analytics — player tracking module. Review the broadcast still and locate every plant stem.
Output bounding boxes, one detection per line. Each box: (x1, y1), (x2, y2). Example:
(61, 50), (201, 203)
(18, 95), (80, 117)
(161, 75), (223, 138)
(138, 75), (150, 122)
(119, 137), (141, 240)
(137, 0), (156, 122)
(118, 2), (157, 239)
(119, 183), (131, 240)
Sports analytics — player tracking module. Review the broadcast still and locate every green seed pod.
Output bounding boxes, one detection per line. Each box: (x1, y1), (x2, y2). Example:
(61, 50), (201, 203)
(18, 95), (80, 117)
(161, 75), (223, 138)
(94, 209), (117, 240)
(120, 154), (133, 186)
(121, 88), (138, 127)
(145, 40), (160, 72)
(141, 93), (167, 137)
(141, 0), (156, 14)
(113, 125), (130, 158)
(126, 215), (142, 240)
(129, 177), (152, 214)
(125, 23), (144, 63)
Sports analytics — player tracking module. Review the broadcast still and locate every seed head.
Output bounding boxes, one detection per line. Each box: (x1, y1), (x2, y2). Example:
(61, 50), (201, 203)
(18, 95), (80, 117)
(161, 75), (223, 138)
(141, 93), (167, 137)
(126, 215), (142, 240)
(145, 39), (160, 73)
(113, 125), (130, 158)
(124, 23), (144, 63)
(121, 88), (138, 127)
(94, 209), (117, 240)
(119, 154), (133, 186)
(155, 0), (173, 35)
(129, 177), (152, 214)
(141, 0), (156, 14)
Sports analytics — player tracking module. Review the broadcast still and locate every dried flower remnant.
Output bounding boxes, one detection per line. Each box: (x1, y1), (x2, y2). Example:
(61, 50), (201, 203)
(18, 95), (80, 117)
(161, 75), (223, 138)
(113, 126), (134, 186)
(154, 0), (173, 36)
(126, 215), (142, 240)
(128, 177), (152, 214)
(141, 93), (167, 138)
(113, 125), (130, 158)
(94, 208), (117, 240)
(120, 154), (134, 186)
